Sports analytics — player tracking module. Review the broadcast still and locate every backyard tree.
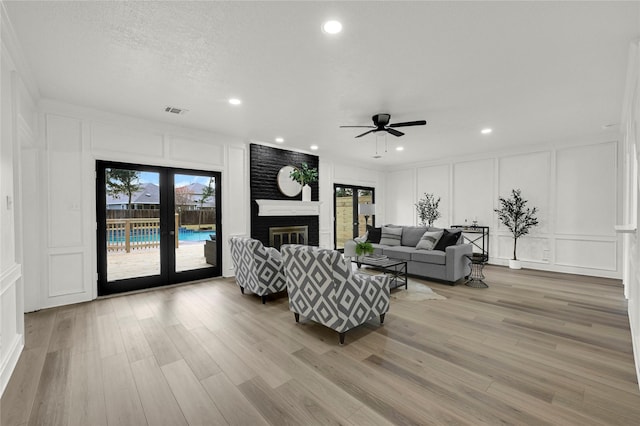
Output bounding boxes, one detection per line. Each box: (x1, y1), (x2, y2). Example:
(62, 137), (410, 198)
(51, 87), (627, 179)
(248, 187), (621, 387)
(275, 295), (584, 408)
(198, 177), (215, 229)
(106, 168), (142, 217)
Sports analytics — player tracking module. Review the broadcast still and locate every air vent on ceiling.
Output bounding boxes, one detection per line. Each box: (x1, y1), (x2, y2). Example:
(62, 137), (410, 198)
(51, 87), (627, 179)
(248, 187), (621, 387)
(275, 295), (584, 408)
(164, 106), (188, 115)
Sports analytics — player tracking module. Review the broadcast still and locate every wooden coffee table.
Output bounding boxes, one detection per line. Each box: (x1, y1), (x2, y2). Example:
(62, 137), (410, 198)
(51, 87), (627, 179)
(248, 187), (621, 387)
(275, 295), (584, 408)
(352, 256), (408, 290)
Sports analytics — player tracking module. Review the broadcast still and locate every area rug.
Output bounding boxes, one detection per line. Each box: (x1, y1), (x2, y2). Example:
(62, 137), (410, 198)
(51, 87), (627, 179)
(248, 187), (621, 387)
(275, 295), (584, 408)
(391, 280), (447, 301)
(353, 265), (446, 301)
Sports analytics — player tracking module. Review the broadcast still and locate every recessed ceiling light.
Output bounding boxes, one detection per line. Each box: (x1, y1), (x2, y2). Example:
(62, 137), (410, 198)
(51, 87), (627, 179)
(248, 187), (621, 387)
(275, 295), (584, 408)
(396, 146), (404, 151)
(275, 137), (284, 143)
(322, 20), (342, 34)
(310, 145), (319, 150)
(481, 128), (492, 134)
(228, 98), (242, 105)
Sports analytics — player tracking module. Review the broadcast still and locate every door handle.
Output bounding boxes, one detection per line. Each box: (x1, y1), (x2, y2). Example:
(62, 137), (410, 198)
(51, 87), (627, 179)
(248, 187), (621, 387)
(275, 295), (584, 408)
(169, 231), (175, 236)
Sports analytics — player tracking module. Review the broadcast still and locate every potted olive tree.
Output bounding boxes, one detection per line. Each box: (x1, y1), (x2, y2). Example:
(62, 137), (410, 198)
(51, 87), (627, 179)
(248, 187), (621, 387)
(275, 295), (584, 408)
(494, 189), (539, 269)
(289, 162), (318, 202)
(415, 193), (441, 227)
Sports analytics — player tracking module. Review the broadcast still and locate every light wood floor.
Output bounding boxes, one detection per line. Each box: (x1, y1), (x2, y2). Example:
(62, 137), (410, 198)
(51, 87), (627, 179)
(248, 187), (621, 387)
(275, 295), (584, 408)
(2, 266), (640, 425)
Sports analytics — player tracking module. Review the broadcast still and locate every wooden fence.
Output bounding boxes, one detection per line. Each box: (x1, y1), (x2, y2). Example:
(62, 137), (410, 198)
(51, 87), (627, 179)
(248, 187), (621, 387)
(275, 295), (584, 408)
(106, 215), (180, 252)
(106, 209), (215, 226)
(335, 195), (372, 249)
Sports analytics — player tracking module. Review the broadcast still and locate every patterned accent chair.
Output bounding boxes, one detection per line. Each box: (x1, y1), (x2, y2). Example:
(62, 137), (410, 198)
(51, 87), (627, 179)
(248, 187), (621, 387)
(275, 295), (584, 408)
(229, 237), (287, 304)
(281, 244), (391, 344)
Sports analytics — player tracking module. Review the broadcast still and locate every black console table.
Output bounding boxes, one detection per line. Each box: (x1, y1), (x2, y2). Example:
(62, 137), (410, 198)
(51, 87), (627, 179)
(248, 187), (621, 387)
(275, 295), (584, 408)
(451, 225), (489, 261)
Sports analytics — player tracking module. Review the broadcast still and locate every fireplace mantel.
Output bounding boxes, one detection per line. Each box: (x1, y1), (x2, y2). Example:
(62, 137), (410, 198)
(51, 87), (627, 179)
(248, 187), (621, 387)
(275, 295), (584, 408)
(256, 199), (321, 216)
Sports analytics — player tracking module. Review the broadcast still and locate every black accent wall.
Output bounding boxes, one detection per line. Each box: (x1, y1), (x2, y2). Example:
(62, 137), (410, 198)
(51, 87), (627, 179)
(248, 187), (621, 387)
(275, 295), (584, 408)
(249, 144), (319, 247)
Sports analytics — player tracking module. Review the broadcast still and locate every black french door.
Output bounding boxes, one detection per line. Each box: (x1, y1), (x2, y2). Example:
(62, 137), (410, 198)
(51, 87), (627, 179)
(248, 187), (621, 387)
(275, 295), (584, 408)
(333, 184), (375, 250)
(96, 161), (222, 296)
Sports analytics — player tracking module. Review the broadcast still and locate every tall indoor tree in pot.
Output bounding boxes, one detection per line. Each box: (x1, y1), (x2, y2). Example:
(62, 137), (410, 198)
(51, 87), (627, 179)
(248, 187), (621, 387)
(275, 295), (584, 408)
(289, 162), (318, 202)
(494, 189), (539, 269)
(415, 193), (441, 227)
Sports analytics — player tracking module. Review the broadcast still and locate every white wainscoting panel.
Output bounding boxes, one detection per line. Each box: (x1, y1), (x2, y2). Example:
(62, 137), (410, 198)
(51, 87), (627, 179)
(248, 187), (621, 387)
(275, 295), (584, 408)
(555, 238), (617, 271)
(48, 251), (85, 297)
(47, 115), (83, 248)
(385, 169), (415, 225)
(556, 142), (617, 236)
(453, 159), (494, 226)
(496, 235), (550, 263)
(498, 152), (551, 233)
(417, 164), (450, 228)
(91, 122), (164, 158)
(169, 136), (224, 167)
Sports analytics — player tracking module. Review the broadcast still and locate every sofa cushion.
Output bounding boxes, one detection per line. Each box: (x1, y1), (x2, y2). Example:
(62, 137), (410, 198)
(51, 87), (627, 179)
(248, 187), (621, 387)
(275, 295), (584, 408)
(366, 226), (382, 243)
(381, 246), (415, 261)
(401, 226), (428, 247)
(416, 230), (444, 250)
(379, 226), (402, 246)
(411, 250), (446, 265)
(434, 229), (462, 251)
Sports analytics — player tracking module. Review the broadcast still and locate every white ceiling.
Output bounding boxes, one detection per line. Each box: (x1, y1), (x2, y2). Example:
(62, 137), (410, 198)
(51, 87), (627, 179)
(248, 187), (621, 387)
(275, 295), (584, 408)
(4, 1), (640, 168)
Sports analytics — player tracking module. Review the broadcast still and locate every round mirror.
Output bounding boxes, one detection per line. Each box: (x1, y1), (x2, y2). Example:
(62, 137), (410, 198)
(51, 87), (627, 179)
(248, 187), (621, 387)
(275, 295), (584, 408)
(277, 165), (302, 197)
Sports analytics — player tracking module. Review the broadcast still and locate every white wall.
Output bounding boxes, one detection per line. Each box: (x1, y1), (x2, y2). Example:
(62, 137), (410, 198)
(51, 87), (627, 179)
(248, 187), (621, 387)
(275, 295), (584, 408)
(0, 3), (38, 395)
(384, 139), (620, 279)
(620, 39), (640, 388)
(26, 100), (249, 311)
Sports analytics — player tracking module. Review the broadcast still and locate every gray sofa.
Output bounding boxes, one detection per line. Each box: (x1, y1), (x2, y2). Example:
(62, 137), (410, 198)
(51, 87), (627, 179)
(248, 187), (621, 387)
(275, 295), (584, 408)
(347, 225), (472, 284)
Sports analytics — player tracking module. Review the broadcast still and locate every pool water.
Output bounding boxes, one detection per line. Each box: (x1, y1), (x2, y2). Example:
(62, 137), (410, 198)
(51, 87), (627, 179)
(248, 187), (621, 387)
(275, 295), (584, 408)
(178, 229), (216, 242)
(108, 229), (215, 243)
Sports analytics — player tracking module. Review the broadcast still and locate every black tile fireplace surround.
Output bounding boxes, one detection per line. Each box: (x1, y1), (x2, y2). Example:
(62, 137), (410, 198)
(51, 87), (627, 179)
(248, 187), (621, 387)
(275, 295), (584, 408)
(249, 144), (319, 248)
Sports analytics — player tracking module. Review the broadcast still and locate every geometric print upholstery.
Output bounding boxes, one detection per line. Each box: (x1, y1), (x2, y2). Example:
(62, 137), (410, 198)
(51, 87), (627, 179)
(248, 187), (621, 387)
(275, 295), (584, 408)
(229, 237), (287, 297)
(281, 244), (390, 334)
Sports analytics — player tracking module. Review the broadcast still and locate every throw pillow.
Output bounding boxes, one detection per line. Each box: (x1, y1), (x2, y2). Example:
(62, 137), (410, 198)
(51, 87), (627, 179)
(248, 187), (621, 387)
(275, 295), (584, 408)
(415, 230), (444, 250)
(401, 226), (428, 247)
(433, 229), (461, 251)
(366, 227), (382, 244)
(379, 226), (403, 246)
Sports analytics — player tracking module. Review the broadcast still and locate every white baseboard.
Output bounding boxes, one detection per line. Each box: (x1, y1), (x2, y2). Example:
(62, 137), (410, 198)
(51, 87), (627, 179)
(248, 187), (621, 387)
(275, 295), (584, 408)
(0, 334), (24, 397)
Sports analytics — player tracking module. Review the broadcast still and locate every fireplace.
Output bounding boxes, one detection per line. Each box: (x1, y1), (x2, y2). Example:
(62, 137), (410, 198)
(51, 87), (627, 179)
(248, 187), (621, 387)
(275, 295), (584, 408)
(269, 226), (308, 249)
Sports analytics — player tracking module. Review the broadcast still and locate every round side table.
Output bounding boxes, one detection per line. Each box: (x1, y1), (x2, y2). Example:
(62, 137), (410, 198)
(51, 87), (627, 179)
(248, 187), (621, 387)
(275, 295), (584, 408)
(465, 253), (488, 288)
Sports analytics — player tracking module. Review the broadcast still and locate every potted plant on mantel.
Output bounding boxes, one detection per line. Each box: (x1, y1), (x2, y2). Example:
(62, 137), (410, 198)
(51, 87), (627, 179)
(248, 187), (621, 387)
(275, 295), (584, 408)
(289, 162), (318, 202)
(415, 193), (441, 227)
(494, 189), (539, 269)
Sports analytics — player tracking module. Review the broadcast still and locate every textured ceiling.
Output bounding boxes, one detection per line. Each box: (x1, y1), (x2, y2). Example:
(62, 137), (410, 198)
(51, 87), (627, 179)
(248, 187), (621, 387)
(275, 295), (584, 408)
(4, 1), (640, 167)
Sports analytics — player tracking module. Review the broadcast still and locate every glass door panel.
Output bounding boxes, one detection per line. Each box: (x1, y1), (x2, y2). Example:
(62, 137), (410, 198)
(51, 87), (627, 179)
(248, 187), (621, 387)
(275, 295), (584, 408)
(105, 168), (161, 282)
(334, 185), (375, 250)
(174, 173), (217, 273)
(335, 186), (354, 250)
(357, 189), (374, 236)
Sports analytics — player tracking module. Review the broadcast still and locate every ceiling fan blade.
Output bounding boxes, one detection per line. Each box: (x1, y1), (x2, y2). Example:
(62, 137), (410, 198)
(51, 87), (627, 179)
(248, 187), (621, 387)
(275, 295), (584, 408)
(340, 125), (375, 128)
(355, 129), (376, 138)
(388, 120), (427, 128)
(385, 128), (404, 137)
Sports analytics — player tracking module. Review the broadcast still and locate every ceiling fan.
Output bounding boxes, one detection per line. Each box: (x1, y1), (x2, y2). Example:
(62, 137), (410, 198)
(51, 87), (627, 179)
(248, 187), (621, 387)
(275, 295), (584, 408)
(340, 113), (427, 138)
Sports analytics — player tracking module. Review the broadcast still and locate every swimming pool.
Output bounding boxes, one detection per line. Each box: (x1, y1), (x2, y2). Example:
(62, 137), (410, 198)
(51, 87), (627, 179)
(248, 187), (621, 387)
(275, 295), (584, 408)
(108, 229), (215, 243)
(178, 229), (216, 242)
